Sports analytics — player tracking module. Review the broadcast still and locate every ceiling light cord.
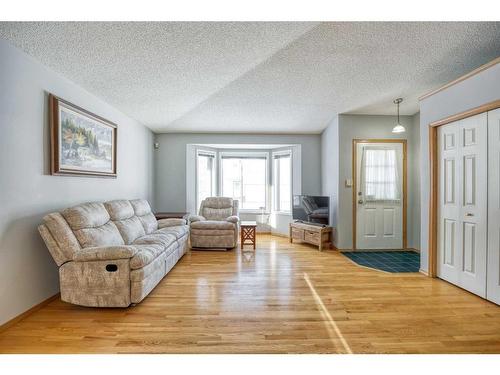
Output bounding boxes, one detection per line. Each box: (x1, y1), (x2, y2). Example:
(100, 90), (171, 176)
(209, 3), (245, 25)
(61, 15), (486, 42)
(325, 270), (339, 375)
(397, 100), (400, 124)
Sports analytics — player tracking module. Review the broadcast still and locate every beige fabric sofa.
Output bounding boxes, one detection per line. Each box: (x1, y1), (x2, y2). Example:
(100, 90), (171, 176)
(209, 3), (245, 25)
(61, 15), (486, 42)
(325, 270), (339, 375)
(189, 197), (239, 249)
(38, 199), (189, 307)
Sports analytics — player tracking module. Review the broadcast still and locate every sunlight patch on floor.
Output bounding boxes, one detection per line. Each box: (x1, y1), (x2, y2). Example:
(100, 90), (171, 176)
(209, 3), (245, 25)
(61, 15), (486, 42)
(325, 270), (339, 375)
(303, 272), (352, 354)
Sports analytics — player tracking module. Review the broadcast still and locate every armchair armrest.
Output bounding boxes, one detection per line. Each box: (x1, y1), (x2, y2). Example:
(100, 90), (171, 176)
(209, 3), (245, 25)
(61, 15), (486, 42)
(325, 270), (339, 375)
(225, 215), (240, 224)
(73, 245), (138, 262)
(158, 218), (187, 228)
(189, 215), (206, 223)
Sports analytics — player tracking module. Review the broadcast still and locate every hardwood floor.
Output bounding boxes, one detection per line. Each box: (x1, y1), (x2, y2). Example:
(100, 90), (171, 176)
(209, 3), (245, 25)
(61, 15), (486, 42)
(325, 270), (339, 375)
(1, 234), (499, 354)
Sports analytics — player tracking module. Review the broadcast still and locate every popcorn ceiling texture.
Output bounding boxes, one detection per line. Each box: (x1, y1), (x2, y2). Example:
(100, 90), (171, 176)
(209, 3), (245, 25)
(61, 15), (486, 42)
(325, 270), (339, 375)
(0, 22), (499, 133)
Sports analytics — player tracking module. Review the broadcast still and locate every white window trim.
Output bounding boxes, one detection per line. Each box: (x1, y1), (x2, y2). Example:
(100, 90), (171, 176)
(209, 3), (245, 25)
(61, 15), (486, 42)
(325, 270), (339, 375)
(272, 150), (292, 214)
(187, 144), (301, 217)
(219, 151), (269, 214)
(195, 148), (217, 212)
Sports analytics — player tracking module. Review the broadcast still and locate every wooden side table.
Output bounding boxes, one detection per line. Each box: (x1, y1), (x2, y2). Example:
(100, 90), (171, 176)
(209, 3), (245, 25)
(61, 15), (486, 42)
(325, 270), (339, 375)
(240, 221), (257, 250)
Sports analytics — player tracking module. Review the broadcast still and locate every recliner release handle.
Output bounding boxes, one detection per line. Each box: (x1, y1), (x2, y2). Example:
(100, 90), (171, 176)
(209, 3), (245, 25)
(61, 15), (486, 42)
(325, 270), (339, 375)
(106, 264), (118, 272)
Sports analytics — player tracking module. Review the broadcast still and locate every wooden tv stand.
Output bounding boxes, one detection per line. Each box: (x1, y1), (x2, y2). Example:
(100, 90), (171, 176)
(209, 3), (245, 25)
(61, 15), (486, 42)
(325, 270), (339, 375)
(289, 221), (333, 251)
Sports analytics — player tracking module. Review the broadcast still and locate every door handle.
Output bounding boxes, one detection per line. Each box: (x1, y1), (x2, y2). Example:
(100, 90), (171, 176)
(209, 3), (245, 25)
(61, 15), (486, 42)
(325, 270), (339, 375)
(358, 199), (364, 204)
(466, 213), (474, 217)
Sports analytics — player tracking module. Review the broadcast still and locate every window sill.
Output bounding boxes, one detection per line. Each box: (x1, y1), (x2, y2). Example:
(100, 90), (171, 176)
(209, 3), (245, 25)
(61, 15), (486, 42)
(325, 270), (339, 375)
(273, 211), (292, 216)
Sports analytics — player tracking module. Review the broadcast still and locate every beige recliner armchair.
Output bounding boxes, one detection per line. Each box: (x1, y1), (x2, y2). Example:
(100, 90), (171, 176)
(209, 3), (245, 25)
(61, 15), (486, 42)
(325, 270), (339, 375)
(189, 197), (239, 250)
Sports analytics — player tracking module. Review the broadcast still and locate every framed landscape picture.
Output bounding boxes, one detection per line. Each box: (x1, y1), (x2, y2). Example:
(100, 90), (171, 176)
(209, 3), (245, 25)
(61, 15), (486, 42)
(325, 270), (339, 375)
(49, 94), (117, 177)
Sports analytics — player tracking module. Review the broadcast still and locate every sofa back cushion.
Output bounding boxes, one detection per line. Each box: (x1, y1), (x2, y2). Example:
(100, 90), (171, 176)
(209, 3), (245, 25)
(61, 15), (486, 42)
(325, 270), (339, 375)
(200, 197), (235, 221)
(130, 199), (158, 234)
(62, 202), (124, 248)
(105, 200), (145, 244)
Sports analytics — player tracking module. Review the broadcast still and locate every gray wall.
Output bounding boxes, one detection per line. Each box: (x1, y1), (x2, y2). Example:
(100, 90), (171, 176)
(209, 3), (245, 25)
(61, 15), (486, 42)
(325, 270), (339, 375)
(419, 63), (500, 273)
(320, 116), (339, 233)
(0, 40), (154, 325)
(322, 114), (420, 250)
(154, 133), (322, 211)
(409, 112), (421, 250)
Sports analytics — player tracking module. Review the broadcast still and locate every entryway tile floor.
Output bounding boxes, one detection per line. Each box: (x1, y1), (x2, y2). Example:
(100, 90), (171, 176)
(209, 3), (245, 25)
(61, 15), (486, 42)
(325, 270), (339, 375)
(342, 251), (420, 273)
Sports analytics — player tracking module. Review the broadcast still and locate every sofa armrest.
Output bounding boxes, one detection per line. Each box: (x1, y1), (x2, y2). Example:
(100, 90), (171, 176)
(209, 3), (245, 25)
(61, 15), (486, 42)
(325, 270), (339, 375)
(189, 215), (206, 223)
(225, 215), (240, 224)
(158, 218), (187, 228)
(73, 246), (138, 262)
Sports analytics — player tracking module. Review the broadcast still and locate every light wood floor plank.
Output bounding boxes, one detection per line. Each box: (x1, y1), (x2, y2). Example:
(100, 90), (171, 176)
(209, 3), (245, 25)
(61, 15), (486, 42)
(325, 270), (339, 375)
(0, 234), (499, 353)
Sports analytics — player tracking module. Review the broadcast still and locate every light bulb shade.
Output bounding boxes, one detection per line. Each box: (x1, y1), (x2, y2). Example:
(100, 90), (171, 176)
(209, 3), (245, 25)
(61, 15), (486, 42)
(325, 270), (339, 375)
(392, 123), (406, 133)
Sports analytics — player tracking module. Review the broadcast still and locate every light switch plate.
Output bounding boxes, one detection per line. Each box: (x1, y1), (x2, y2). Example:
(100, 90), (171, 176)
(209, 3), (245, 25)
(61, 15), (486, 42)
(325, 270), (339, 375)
(345, 179), (352, 188)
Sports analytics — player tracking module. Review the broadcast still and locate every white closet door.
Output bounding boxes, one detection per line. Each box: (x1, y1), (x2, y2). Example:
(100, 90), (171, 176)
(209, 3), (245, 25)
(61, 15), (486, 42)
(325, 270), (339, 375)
(487, 108), (500, 304)
(437, 113), (488, 297)
(438, 122), (460, 284)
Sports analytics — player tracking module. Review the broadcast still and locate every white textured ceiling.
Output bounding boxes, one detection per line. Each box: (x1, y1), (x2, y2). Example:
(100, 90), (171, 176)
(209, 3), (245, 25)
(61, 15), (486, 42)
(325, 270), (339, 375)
(1, 22), (499, 133)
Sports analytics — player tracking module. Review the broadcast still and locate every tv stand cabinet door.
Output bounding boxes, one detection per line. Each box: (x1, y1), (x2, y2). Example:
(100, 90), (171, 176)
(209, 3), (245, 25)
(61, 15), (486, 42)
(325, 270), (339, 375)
(291, 227), (304, 241)
(304, 230), (320, 245)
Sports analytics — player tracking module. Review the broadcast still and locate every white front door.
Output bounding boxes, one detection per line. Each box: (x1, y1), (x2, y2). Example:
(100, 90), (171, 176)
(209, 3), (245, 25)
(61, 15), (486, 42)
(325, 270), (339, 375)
(437, 113), (487, 298)
(356, 142), (404, 249)
(487, 108), (500, 304)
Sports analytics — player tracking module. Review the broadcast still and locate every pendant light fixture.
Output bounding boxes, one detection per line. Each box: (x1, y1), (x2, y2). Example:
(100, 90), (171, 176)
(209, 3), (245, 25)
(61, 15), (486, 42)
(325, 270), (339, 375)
(392, 98), (406, 133)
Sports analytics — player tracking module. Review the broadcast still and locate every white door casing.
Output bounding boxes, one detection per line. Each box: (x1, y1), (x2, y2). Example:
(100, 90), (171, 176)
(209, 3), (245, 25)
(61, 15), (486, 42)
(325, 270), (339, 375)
(356, 142), (404, 249)
(437, 113), (488, 298)
(487, 108), (500, 304)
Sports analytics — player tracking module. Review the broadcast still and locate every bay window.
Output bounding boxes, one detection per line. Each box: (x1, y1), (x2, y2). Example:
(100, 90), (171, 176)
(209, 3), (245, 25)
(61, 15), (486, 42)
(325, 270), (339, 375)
(273, 152), (292, 212)
(221, 153), (268, 211)
(196, 150), (216, 210)
(191, 146), (298, 215)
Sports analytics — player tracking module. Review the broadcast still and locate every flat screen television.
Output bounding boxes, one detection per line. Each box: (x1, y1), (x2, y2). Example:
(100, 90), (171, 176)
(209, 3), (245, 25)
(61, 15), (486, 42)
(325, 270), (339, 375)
(292, 195), (330, 226)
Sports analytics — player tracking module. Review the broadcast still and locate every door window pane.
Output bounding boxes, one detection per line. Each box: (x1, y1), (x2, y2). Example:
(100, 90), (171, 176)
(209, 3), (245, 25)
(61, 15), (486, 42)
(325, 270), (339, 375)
(362, 148), (400, 201)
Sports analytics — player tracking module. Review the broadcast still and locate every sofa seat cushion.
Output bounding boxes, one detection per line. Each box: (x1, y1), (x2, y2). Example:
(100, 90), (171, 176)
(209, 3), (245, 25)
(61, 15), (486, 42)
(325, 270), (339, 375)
(190, 220), (235, 230)
(155, 225), (189, 240)
(130, 244), (172, 269)
(158, 218), (187, 228)
(133, 232), (176, 249)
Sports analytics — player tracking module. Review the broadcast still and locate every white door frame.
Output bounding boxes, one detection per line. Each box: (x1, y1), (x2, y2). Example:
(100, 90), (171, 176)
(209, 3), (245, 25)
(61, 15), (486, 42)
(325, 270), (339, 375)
(352, 139), (407, 250)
